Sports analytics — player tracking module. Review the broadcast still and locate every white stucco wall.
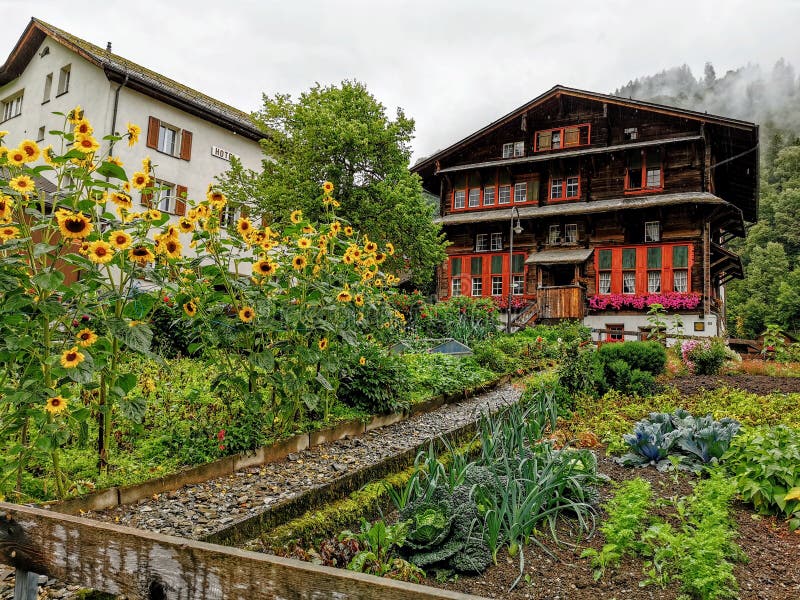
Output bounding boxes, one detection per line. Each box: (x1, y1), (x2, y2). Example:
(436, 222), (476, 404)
(584, 312), (719, 343)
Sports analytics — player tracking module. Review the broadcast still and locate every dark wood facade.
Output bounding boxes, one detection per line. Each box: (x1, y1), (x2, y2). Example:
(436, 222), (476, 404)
(413, 86), (758, 334)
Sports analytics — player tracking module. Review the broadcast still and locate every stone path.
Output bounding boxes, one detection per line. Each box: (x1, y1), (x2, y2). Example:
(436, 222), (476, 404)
(2, 382), (523, 599)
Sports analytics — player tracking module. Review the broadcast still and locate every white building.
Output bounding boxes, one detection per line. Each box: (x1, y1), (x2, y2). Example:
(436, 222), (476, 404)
(0, 18), (264, 219)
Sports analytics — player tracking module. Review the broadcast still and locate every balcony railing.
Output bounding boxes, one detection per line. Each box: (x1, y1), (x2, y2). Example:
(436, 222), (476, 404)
(537, 285), (585, 320)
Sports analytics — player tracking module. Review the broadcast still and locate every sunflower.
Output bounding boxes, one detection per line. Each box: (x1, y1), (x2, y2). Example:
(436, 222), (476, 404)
(6, 149), (27, 166)
(106, 156), (123, 167)
(42, 145), (57, 166)
(207, 189), (227, 209)
(56, 211), (93, 239)
(290, 209), (303, 224)
(253, 259), (277, 276)
(176, 217), (193, 233)
(297, 237), (312, 249)
(128, 245), (155, 265)
(336, 290), (352, 303)
(76, 328), (98, 347)
(45, 396), (68, 415)
(74, 120), (93, 136)
(238, 306), (255, 323)
(302, 225), (316, 235)
(60, 347), (85, 368)
(374, 251), (386, 264)
(364, 241), (378, 254)
(162, 238), (182, 259)
(342, 254), (354, 265)
(127, 123), (141, 146)
(73, 135), (100, 154)
(88, 240), (114, 264)
(359, 356), (366, 366)
(344, 226), (354, 237)
(0, 195), (13, 220)
(195, 204), (210, 219)
(330, 221), (342, 235)
(183, 300), (197, 317)
(354, 293), (365, 307)
(385, 242), (395, 256)
(0, 130), (7, 139)
(18, 139), (40, 161)
(130, 171), (150, 190)
(318, 337), (329, 351)
(236, 217), (252, 237)
(106, 230), (131, 250)
(141, 156), (151, 173)
(0, 226), (20, 242)
(322, 181), (334, 194)
(165, 225), (180, 239)
(147, 209), (162, 221)
(67, 106), (84, 123)
(78, 242), (90, 255)
(292, 255), (307, 270)
(109, 191), (133, 209)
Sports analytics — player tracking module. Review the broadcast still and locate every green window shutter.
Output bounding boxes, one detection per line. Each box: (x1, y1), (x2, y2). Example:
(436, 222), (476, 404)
(491, 255), (503, 274)
(647, 247), (662, 269)
(622, 248), (637, 269)
(673, 245), (689, 268)
(512, 254), (524, 273)
(598, 249), (612, 270)
(451, 257), (462, 276)
(471, 257), (483, 275)
(527, 179), (539, 202)
(498, 170), (511, 185)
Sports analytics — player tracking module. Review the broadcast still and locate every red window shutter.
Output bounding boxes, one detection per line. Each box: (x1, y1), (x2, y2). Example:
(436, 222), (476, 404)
(180, 130), (193, 161)
(147, 116), (160, 149)
(175, 185), (188, 216)
(141, 190), (153, 208)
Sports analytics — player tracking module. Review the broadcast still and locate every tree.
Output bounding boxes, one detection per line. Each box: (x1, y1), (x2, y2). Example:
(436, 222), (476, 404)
(218, 80), (446, 284)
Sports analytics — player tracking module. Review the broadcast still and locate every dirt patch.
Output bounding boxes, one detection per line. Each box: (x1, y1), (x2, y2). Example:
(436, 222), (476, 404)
(669, 374), (800, 396)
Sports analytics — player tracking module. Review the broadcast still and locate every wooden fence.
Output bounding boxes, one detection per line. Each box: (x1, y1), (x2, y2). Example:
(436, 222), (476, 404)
(0, 502), (484, 600)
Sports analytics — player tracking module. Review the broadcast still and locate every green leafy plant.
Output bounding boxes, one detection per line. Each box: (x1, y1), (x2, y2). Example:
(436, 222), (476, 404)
(597, 340), (667, 375)
(339, 518), (424, 582)
(338, 344), (410, 414)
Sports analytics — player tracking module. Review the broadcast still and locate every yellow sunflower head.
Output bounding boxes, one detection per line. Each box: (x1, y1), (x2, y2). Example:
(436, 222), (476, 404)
(57, 211), (93, 239)
(292, 255), (307, 271)
(254, 259), (277, 276)
(127, 123), (141, 147)
(238, 306), (255, 323)
(318, 337), (329, 351)
(354, 294), (365, 307)
(359, 356), (366, 366)
(128, 245), (155, 265)
(45, 395), (68, 415)
(178, 217), (194, 233)
(147, 209), (162, 221)
(344, 226), (354, 237)
(330, 222), (342, 235)
(0, 226), (20, 242)
(67, 106), (84, 123)
(336, 290), (352, 303)
(109, 230), (132, 250)
(60, 346), (85, 368)
(322, 181), (334, 195)
(109, 191), (133, 209)
(290, 209), (303, 224)
(88, 240), (114, 264)
(74, 120), (93, 136)
(236, 217), (252, 237)
(302, 225), (316, 235)
(207, 189), (227, 209)
(19, 140), (41, 162)
(297, 237), (312, 249)
(107, 156), (123, 167)
(76, 328), (98, 347)
(130, 172), (150, 190)
(41, 145), (57, 166)
(73, 135), (100, 154)
(162, 238), (182, 259)
(6, 149), (28, 166)
(183, 300), (198, 318)
(0, 195), (14, 219)
(364, 241), (378, 254)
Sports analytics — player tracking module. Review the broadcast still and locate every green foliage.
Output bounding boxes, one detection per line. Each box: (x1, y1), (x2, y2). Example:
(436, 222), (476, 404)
(723, 425), (800, 530)
(216, 80), (446, 284)
(338, 345), (410, 414)
(581, 478), (653, 580)
(402, 353), (494, 403)
(340, 518), (425, 582)
(414, 296), (500, 344)
(681, 338), (731, 375)
(597, 341), (667, 375)
(148, 298), (201, 358)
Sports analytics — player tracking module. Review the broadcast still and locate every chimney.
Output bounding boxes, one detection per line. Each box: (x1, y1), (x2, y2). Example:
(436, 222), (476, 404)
(106, 42), (112, 52)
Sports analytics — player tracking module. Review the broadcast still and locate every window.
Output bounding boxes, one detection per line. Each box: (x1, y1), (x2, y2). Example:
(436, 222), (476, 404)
(550, 175), (580, 201)
(502, 141), (525, 158)
(514, 182), (527, 203)
(471, 277), (483, 296)
(512, 275), (524, 295)
(566, 176), (579, 198)
(220, 205), (239, 228)
(606, 324), (624, 342)
(673, 245), (689, 292)
(598, 272), (612, 295)
(622, 248), (636, 294)
(645, 221), (660, 242)
(158, 123), (180, 156)
(598, 249), (612, 294)
(550, 178), (563, 199)
(454, 190), (465, 209)
(42, 73), (53, 103)
(468, 188), (480, 208)
(535, 124), (591, 151)
(625, 150), (663, 193)
(36, 126), (45, 142)
(623, 272), (636, 294)
(450, 258), (462, 296)
(564, 223), (578, 243)
(475, 234), (489, 252)
(548, 224), (561, 245)
(596, 245), (691, 296)
(492, 276), (503, 296)
(451, 278), (462, 297)
(498, 185), (511, 205)
(624, 127), (638, 141)
(490, 232), (503, 251)
(153, 180), (176, 213)
(673, 270), (688, 292)
(483, 186), (495, 206)
(648, 271), (662, 293)
(56, 65), (71, 96)
(2, 91), (23, 121)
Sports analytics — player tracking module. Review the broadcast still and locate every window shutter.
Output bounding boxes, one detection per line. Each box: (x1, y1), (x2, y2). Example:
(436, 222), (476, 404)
(451, 257), (462, 276)
(180, 130), (193, 161)
(598, 249), (612, 270)
(491, 255), (503, 274)
(512, 254), (524, 273)
(147, 116), (160, 149)
(175, 185), (188, 216)
(622, 248), (637, 269)
(471, 257), (483, 276)
(673, 245), (689, 268)
(647, 247), (662, 269)
(140, 190), (153, 208)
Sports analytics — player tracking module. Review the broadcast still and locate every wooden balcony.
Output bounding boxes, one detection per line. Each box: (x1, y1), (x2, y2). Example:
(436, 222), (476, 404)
(536, 285), (586, 320)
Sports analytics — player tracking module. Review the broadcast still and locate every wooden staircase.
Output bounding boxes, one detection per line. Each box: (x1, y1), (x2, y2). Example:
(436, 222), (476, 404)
(509, 301), (539, 330)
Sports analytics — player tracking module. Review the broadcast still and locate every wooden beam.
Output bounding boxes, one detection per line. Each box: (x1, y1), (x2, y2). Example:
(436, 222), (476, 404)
(0, 503), (484, 600)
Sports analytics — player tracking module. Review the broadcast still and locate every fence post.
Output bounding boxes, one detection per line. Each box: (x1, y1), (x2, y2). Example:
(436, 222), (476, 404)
(13, 569), (38, 600)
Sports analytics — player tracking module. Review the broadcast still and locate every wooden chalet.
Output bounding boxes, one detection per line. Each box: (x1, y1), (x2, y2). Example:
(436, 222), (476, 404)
(412, 86), (759, 339)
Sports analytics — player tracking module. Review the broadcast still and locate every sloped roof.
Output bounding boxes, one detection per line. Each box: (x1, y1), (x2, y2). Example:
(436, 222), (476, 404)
(525, 248), (593, 265)
(0, 18), (265, 141)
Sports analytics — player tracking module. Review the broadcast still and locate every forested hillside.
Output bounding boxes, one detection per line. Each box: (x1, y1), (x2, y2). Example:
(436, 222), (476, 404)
(614, 62), (800, 337)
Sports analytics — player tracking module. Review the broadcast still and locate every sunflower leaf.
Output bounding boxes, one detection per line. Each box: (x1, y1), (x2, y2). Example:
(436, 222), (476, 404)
(31, 270), (65, 291)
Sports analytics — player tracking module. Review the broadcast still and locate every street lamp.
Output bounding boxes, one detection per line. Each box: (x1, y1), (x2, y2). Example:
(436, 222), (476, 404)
(507, 206), (524, 333)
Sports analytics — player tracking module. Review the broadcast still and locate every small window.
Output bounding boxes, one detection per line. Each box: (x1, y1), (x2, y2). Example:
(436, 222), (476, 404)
(475, 234), (489, 252)
(512, 274), (524, 295)
(598, 272), (612, 294)
(622, 272), (636, 295)
(2, 91), (23, 122)
(624, 127), (638, 141)
(451, 278), (462, 297)
(550, 178), (563, 199)
(513, 141), (524, 157)
(42, 73), (53, 103)
(566, 176), (579, 198)
(514, 182), (527, 203)
(626, 150), (663, 192)
(606, 324), (624, 342)
(564, 223), (578, 243)
(490, 232), (503, 251)
(36, 126), (45, 142)
(154, 180), (176, 213)
(57, 65), (71, 96)
(468, 188), (480, 207)
(492, 276), (503, 296)
(220, 205), (239, 228)
(502, 143), (514, 158)
(158, 122), (181, 156)
(648, 271), (662, 293)
(548, 225), (561, 245)
(454, 190), (466, 209)
(498, 185), (511, 205)
(673, 270), (688, 293)
(645, 221), (660, 242)
(483, 186), (495, 206)
(535, 124), (591, 152)
(471, 277), (483, 297)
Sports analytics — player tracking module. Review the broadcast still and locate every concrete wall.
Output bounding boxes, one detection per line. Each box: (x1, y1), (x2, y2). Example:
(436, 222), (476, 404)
(584, 312), (719, 343)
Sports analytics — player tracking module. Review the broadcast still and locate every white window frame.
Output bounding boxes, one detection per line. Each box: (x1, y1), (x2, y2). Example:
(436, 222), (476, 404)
(502, 143), (514, 158)
(475, 234), (489, 252)
(483, 186), (495, 206)
(468, 188), (480, 207)
(471, 277), (483, 297)
(491, 276), (503, 296)
(2, 91), (23, 122)
(158, 122), (181, 156)
(513, 141), (524, 157)
(566, 176), (579, 198)
(154, 180), (176, 213)
(646, 167), (662, 189)
(623, 271), (636, 295)
(451, 278), (462, 297)
(624, 127), (638, 140)
(673, 270), (688, 293)
(43, 73), (53, 103)
(645, 221), (660, 242)
(599, 272), (612, 294)
(548, 224), (561, 245)
(220, 205), (240, 228)
(490, 232), (503, 251)
(512, 275), (524, 296)
(550, 177), (563, 199)
(57, 64), (71, 96)
(564, 223), (578, 243)
(453, 190), (466, 209)
(648, 271), (662, 293)
(498, 185), (511, 205)
(551, 131), (561, 149)
(514, 182), (527, 203)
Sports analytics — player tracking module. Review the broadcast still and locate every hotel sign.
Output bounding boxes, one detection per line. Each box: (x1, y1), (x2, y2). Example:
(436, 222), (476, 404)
(211, 145), (238, 162)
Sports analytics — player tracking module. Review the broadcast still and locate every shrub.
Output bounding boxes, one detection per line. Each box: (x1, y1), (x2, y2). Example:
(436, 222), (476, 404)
(680, 338), (730, 375)
(471, 340), (516, 375)
(597, 341), (667, 375)
(628, 369), (656, 397)
(415, 296), (499, 343)
(338, 346), (411, 414)
(149, 300), (201, 358)
(604, 359), (632, 393)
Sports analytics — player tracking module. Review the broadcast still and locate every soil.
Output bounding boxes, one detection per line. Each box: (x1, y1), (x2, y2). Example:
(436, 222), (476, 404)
(669, 374), (800, 396)
(427, 453), (800, 600)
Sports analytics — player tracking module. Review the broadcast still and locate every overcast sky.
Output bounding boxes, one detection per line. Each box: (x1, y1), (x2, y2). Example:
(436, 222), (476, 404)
(3, 0), (799, 161)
